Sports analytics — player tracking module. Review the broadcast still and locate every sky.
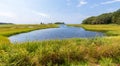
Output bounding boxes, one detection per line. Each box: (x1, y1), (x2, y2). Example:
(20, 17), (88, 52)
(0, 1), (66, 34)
(0, 0), (120, 24)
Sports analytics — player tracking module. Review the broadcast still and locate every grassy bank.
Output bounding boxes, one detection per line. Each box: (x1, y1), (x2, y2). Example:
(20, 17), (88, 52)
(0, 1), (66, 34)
(0, 24), (58, 43)
(0, 36), (10, 44)
(0, 24), (58, 36)
(68, 24), (120, 36)
(1, 38), (120, 66)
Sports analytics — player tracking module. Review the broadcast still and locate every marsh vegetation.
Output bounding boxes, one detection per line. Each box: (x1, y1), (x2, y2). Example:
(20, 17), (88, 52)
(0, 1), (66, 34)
(1, 37), (120, 66)
(0, 24), (120, 66)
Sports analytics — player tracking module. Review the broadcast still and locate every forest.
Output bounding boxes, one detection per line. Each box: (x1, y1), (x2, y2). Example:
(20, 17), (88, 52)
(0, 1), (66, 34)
(82, 9), (120, 24)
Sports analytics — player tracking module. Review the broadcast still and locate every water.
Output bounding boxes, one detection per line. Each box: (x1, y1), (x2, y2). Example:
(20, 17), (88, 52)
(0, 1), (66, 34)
(9, 25), (104, 43)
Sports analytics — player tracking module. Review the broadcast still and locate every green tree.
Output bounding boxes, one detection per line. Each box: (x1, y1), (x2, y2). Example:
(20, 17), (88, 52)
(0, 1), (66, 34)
(82, 16), (97, 24)
(95, 13), (113, 24)
(112, 9), (120, 24)
(82, 9), (120, 24)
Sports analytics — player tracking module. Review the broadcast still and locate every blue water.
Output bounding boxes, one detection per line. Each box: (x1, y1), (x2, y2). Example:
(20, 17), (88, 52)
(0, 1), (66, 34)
(9, 25), (104, 43)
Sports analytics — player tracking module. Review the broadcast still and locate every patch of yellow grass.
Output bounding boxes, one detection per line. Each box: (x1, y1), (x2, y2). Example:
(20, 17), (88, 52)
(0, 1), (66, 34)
(0, 24), (58, 36)
(69, 24), (120, 36)
(0, 36), (10, 44)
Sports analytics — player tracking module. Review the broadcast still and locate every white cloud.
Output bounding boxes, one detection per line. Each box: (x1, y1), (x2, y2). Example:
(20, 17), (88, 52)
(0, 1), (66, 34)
(77, 0), (87, 7)
(90, 4), (99, 8)
(0, 12), (17, 18)
(91, 0), (120, 8)
(32, 11), (50, 18)
(36, 13), (49, 17)
(101, 0), (120, 5)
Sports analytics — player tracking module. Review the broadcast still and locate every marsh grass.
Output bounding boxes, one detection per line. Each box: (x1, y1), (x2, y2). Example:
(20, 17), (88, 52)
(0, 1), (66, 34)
(0, 24), (58, 36)
(99, 58), (115, 66)
(0, 36), (10, 44)
(68, 24), (120, 36)
(1, 24), (120, 65)
(0, 38), (120, 66)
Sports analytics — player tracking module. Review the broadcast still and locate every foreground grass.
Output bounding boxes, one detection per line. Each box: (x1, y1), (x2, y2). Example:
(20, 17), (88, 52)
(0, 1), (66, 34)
(1, 38), (120, 66)
(68, 24), (120, 36)
(0, 24), (58, 43)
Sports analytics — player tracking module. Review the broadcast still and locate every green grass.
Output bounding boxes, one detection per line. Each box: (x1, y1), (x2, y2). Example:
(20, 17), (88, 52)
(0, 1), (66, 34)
(0, 36), (10, 44)
(0, 24), (58, 36)
(0, 38), (120, 66)
(68, 24), (120, 36)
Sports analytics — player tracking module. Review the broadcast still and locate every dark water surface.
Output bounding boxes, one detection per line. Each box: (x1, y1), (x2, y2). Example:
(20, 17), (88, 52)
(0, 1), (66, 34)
(9, 25), (104, 43)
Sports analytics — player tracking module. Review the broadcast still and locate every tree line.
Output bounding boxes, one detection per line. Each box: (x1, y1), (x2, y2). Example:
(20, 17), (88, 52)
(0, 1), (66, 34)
(82, 9), (120, 24)
(0, 22), (13, 25)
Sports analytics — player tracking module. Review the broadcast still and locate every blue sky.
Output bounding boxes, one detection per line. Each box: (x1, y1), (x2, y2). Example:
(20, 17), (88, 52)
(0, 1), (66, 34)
(0, 0), (120, 24)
